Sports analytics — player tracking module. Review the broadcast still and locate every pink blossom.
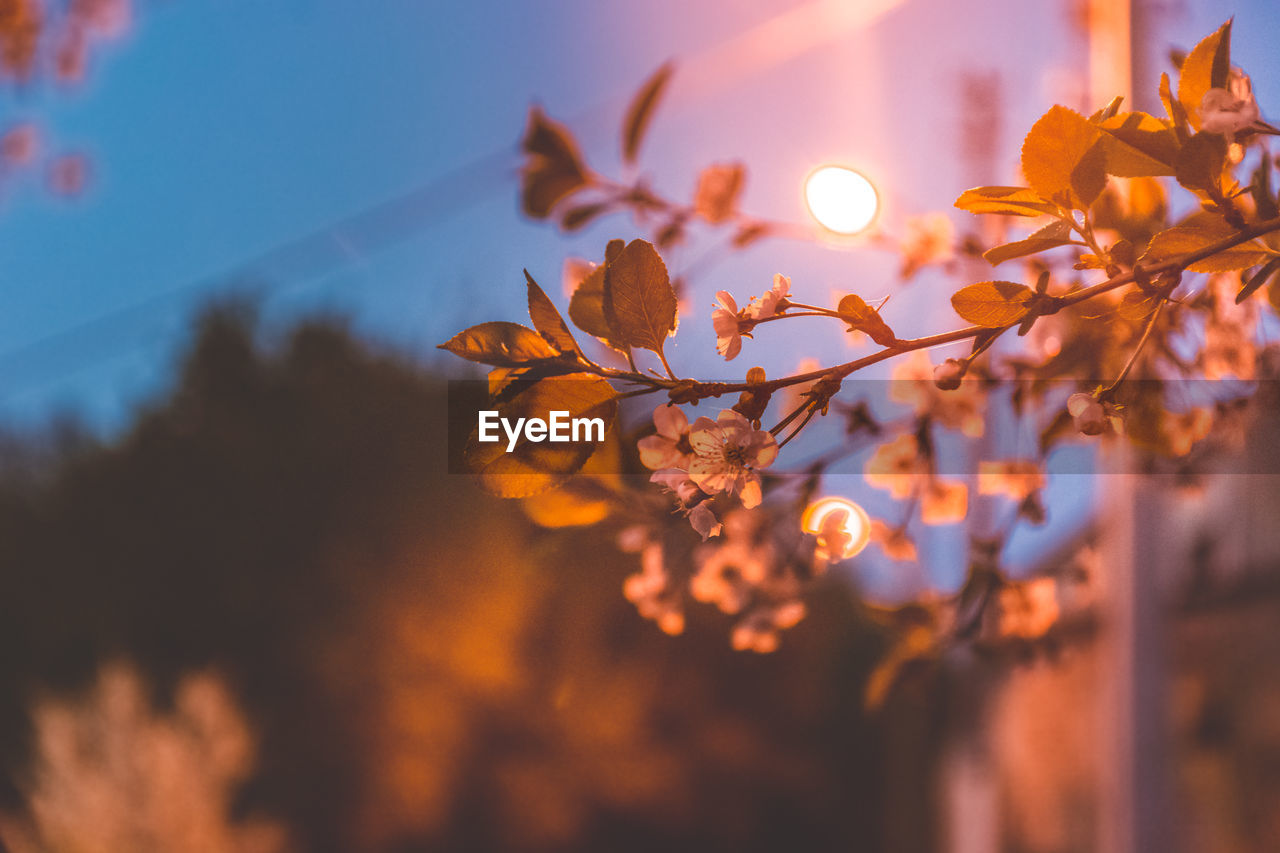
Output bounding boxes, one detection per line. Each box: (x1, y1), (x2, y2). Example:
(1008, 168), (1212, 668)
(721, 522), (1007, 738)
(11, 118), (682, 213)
(746, 273), (791, 320)
(637, 404), (693, 470)
(712, 291), (742, 360)
(688, 502), (723, 540)
(649, 468), (701, 504)
(687, 410), (778, 508)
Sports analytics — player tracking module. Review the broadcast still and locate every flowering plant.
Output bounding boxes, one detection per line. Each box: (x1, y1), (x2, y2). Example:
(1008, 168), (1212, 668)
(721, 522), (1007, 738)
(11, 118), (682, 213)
(440, 21), (1280, 706)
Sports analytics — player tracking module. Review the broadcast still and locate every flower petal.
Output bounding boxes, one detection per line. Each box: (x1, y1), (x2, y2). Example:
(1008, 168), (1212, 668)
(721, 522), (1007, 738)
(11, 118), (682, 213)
(652, 404), (689, 439)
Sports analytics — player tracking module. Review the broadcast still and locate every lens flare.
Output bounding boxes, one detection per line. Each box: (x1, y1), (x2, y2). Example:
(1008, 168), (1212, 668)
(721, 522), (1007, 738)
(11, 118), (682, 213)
(803, 165), (878, 235)
(801, 496), (871, 559)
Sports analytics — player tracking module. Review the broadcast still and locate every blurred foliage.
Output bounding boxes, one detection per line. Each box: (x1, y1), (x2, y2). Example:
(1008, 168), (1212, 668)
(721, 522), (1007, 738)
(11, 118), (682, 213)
(0, 307), (940, 851)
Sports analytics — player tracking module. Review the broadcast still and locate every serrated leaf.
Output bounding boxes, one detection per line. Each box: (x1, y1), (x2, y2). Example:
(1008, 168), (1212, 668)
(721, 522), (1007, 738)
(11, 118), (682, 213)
(1140, 211), (1273, 272)
(1178, 19), (1232, 130)
(465, 374), (618, 498)
(602, 239), (678, 354)
(1022, 106), (1108, 210)
(1237, 256), (1280, 303)
(1175, 131), (1227, 195)
(520, 433), (622, 526)
(837, 294), (896, 346)
(622, 63), (673, 165)
(568, 264), (628, 353)
(951, 281), (1034, 327)
(1098, 111), (1180, 177)
(526, 271), (582, 356)
(954, 185), (1059, 217)
(1159, 72), (1190, 141)
(520, 107), (589, 219)
(983, 220), (1075, 266)
(439, 321), (561, 366)
(1089, 95), (1125, 122)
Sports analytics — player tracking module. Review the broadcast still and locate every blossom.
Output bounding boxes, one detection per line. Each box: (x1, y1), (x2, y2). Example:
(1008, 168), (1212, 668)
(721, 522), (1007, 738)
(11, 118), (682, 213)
(1200, 68), (1277, 141)
(687, 410), (778, 508)
(996, 577), (1059, 640)
(890, 351), (984, 437)
(746, 274), (791, 320)
(730, 602), (806, 653)
(1161, 407), (1212, 456)
(869, 519), (917, 562)
(921, 479), (968, 525)
(687, 501), (723, 540)
(623, 540), (685, 635)
(693, 162), (745, 224)
(978, 460), (1046, 501)
(933, 358), (966, 390)
(864, 434), (928, 499)
(1067, 392), (1115, 436)
(637, 404), (693, 470)
(712, 291), (743, 360)
(690, 538), (770, 614)
(899, 212), (955, 279)
(650, 469), (701, 504)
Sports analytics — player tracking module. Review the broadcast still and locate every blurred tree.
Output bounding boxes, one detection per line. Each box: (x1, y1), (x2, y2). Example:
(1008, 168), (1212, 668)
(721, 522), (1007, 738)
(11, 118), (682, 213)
(0, 307), (932, 852)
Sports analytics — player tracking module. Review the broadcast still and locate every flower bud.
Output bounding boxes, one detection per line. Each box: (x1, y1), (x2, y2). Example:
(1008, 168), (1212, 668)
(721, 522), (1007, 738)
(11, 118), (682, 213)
(1067, 392), (1107, 436)
(933, 358), (967, 391)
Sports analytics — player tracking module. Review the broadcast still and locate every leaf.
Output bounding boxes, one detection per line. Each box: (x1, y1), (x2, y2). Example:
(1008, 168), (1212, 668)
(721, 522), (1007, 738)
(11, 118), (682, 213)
(622, 62), (674, 165)
(559, 201), (611, 231)
(1021, 106), (1108, 210)
(520, 107), (589, 218)
(1098, 111), (1180, 177)
(1237, 256), (1280, 304)
(1251, 158), (1280, 220)
(602, 239), (679, 354)
(1118, 290), (1161, 321)
(1159, 72), (1190, 141)
(954, 185), (1059, 217)
(837, 294), (896, 346)
(1141, 211), (1273, 272)
(439, 321), (561, 366)
(1175, 131), (1227, 195)
(465, 373), (618, 497)
(983, 220), (1075, 266)
(525, 271), (582, 356)
(520, 433), (623, 526)
(1177, 19), (1232, 130)
(568, 264), (628, 353)
(951, 281), (1034, 327)
(1089, 95), (1125, 122)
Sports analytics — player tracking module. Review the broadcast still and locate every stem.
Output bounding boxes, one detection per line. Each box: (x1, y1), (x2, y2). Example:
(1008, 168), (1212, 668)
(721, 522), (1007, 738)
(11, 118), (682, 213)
(565, 217), (1280, 403)
(1101, 298), (1165, 399)
(655, 346), (679, 380)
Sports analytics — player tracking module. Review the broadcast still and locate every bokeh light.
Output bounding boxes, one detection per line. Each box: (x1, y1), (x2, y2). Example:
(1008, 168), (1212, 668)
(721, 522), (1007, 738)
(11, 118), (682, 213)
(803, 165), (878, 235)
(801, 496), (871, 559)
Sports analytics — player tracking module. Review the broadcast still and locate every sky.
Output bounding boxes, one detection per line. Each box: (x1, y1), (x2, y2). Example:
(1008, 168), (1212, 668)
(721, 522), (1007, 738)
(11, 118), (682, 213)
(0, 0), (1272, 587)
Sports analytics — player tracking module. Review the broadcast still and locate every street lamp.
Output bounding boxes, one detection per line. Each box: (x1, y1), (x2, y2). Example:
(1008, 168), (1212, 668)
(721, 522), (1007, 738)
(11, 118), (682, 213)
(803, 165), (879, 235)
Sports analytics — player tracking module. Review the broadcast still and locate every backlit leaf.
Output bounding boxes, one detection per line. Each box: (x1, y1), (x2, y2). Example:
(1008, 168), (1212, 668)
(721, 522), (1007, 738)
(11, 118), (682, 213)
(1021, 106), (1108, 210)
(520, 107), (589, 218)
(951, 281), (1034, 327)
(439, 321), (561, 366)
(1098, 111), (1180, 177)
(983, 220), (1075, 266)
(1237, 256), (1280, 304)
(954, 185), (1059, 217)
(526, 271), (582, 356)
(1177, 19), (1232, 130)
(1118, 290), (1161, 321)
(1141, 211), (1273, 273)
(603, 239), (679, 354)
(622, 62), (673, 165)
(465, 374), (618, 497)
(1175, 131), (1227, 195)
(837, 294), (896, 346)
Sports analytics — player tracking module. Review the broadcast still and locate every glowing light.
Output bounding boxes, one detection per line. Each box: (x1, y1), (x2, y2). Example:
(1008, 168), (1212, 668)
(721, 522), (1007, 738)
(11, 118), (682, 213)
(801, 496), (871, 559)
(804, 165), (878, 235)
